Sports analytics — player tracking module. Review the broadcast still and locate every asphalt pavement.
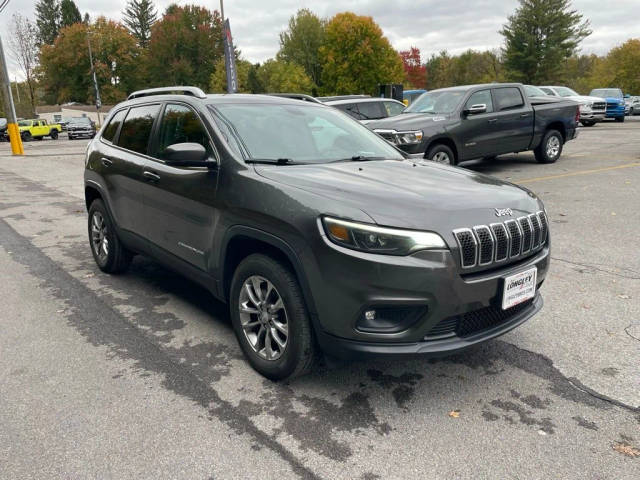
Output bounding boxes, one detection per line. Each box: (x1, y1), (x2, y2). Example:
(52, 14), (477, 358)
(1, 122), (639, 479)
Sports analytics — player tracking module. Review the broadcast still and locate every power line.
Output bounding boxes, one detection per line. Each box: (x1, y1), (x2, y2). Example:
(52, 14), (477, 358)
(0, 0), (11, 14)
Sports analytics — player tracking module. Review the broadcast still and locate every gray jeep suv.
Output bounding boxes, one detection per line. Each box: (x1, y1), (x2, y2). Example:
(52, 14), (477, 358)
(84, 86), (550, 380)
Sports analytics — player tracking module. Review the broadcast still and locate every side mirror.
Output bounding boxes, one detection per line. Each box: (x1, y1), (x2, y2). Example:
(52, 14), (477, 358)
(464, 104), (487, 116)
(163, 142), (215, 168)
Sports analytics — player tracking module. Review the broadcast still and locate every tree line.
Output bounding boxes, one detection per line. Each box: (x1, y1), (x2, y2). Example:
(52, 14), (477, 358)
(2, 0), (639, 119)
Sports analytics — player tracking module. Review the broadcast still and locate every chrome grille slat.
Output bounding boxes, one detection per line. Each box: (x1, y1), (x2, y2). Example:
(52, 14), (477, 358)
(529, 213), (541, 248)
(454, 211), (546, 270)
(473, 225), (494, 266)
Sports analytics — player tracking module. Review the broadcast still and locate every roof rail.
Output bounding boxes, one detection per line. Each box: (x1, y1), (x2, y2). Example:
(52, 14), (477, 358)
(127, 86), (207, 100)
(267, 93), (323, 104)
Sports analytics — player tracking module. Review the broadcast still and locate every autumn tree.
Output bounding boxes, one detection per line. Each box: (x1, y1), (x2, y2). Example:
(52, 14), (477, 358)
(8, 14), (39, 114)
(210, 57), (252, 93)
(146, 5), (223, 90)
(400, 47), (426, 89)
(425, 50), (504, 89)
(501, 0), (591, 83)
(257, 59), (314, 94)
(123, 0), (158, 48)
(38, 18), (142, 104)
(60, 0), (82, 28)
(35, 0), (61, 44)
(277, 9), (326, 88)
(320, 12), (403, 95)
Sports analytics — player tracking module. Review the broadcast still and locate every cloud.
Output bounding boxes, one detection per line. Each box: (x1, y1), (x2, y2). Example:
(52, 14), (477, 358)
(3, 0), (638, 78)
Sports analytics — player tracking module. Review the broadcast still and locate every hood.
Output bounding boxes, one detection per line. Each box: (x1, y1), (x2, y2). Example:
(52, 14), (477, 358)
(602, 97), (625, 103)
(366, 112), (451, 131)
(255, 160), (541, 233)
(569, 95), (606, 104)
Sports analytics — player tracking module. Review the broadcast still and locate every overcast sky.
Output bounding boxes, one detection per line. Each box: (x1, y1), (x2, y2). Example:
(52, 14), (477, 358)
(2, 0), (638, 79)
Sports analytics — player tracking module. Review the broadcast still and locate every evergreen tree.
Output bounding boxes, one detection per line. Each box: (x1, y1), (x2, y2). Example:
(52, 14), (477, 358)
(35, 0), (61, 45)
(500, 0), (591, 83)
(60, 0), (82, 28)
(123, 0), (158, 48)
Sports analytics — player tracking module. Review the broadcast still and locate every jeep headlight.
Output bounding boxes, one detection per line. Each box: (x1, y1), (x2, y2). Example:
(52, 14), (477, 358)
(321, 217), (447, 255)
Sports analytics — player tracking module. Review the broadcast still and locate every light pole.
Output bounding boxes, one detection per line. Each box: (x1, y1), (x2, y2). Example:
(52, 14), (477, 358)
(0, 33), (24, 154)
(87, 30), (102, 123)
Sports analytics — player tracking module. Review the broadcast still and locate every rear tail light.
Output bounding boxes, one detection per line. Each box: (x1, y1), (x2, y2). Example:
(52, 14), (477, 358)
(575, 106), (580, 124)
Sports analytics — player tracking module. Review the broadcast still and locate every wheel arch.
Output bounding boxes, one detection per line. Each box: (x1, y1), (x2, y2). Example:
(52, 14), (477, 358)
(220, 226), (318, 317)
(424, 136), (459, 162)
(545, 122), (566, 142)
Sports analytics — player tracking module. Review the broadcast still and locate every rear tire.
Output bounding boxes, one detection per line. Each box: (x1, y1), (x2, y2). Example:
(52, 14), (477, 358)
(426, 144), (455, 165)
(580, 120), (595, 127)
(88, 199), (132, 274)
(534, 129), (563, 164)
(230, 254), (316, 381)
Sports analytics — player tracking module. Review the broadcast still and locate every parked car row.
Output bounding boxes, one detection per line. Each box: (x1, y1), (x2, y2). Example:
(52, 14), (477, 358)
(0, 116), (97, 142)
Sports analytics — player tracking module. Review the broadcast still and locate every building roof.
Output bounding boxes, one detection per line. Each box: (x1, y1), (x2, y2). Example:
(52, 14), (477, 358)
(36, 104), (114, 114)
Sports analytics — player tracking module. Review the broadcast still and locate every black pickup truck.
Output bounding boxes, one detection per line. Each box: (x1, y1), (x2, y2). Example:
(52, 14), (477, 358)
(367, 83), (579, 164)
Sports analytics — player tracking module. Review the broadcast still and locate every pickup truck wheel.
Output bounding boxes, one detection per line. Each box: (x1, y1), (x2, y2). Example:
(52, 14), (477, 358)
(615, 116), (625, 123)
(230, 254), (316, 381)
(88, 199), (132, 274)
(580, 120), (595, 127)
(426, 144), (455, 165)
(535, 129), (563, 164)
(50, 130), (58, 139)
(21, 132), (31, 142)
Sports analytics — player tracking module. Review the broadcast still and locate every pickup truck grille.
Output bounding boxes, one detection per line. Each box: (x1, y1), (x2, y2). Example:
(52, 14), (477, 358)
(606, 101), (622, 110)
(592, 101), (606, 111)
(453, 211), (547, 270)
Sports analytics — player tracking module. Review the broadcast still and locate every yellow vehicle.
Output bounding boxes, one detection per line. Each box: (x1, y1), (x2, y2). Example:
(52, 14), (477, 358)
(17, 119), (62, 141)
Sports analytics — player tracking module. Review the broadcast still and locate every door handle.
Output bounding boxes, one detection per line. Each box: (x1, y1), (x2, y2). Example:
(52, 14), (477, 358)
(101, 157), (113, 167)
(143, 171), (161, 182)
(488, 118), (498, 123)
(520, 113), (529, 118)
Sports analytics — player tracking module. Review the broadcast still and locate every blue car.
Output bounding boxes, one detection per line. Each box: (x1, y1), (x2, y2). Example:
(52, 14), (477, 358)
(403, 89), (427, 106)
(589, 88), (626, 122)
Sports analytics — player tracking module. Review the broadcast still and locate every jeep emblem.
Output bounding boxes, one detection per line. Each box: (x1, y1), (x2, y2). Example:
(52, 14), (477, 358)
(494, 208), (513, 217)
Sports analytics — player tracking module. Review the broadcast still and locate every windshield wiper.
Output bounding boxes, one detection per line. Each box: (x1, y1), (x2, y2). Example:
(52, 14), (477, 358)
(329, 155), (387, 163)
(244, 158), (300, 165)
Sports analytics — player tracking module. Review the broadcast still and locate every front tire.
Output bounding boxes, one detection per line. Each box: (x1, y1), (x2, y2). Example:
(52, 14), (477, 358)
(230, 254), (316, 381)
(534, 129), (563, 164)
(426, 144), (455, 165)
(615, 116), (625, 123)
(581, 120), (595, 127)
(50, 129), (58, 139)
(21, 131), (31, 142)
(88, 199), (132, 274)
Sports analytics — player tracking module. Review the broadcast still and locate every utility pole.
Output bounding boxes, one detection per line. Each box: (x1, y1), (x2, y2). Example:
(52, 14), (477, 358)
(220, 0), (225, 24)
(0, 33), (24, 155)
(14, 77), (20, 102)
(87, 30), (102, 121)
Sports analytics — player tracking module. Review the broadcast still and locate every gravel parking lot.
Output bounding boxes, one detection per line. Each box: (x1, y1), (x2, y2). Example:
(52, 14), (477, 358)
(1, 121), (639, 479)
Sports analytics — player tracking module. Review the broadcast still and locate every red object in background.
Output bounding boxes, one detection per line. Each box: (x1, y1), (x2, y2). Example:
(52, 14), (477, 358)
(399, 46), (427, 89)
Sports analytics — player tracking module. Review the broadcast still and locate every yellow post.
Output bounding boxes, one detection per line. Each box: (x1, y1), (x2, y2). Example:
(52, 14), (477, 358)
(0, 34), (24, 155)
(7, 123), (24, 155)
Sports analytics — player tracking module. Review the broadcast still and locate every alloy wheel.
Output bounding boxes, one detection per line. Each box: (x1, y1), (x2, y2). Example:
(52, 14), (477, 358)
(432, 151), (451, 164)
(546, 135), (560, 159)
(90, 211), (109, 263)
(238, 275), (288, 360)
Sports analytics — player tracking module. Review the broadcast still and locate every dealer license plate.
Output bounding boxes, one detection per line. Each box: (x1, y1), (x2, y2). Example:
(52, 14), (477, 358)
(502, 267), (537, 310)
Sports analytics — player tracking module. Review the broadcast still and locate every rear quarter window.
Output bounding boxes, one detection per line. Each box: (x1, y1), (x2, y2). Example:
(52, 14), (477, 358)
(101, 109), (127, 143)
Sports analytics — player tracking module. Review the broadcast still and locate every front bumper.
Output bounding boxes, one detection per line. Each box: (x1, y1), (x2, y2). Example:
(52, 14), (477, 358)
(303, 232), (550, 358)
(605, 107), (625, 118)
(68, 129), (95, 138)
(580, 112), (605, 122)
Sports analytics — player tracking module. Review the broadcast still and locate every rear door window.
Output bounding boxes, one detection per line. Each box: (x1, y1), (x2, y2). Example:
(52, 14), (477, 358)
(117, 104), (160, 155)
(493, 88), (525, 111)
(102, 109), (127, 143)
(383, 101), (405, 116)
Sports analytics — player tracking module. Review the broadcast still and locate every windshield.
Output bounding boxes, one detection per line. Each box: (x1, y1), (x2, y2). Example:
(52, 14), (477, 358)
(524, 85), (547, 97)
(553, 87), (579, 97)
(590, 89), (623, 99)
(208, 102), (404, 164)
(404, 90), (466, 114)
(69, 118), (91, 125)
(18, 120), (31, 126)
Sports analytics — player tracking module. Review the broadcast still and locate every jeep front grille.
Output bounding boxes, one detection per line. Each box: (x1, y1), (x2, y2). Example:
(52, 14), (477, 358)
(453, 211), (547, 269)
